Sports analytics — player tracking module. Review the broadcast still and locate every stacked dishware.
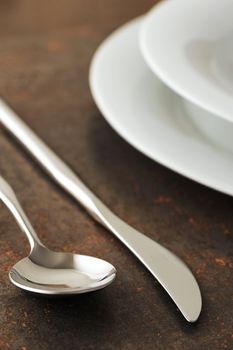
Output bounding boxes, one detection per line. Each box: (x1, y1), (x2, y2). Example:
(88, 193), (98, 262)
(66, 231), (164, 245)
(89, 0), (233, 196)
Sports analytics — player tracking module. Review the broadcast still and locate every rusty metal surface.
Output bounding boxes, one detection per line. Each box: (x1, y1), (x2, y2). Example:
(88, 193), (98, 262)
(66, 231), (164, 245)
(0, 1), (232, 349)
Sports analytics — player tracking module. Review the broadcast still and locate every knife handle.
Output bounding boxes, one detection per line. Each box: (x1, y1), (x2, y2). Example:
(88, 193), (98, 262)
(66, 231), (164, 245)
(0, 100), (172, 259)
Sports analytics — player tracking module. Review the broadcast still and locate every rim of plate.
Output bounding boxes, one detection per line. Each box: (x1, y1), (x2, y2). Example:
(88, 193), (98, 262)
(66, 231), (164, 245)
(89, 17), (233, 197)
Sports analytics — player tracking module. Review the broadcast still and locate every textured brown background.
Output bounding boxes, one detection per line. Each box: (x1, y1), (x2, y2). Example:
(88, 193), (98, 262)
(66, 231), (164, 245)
(0, 1), (232, 349)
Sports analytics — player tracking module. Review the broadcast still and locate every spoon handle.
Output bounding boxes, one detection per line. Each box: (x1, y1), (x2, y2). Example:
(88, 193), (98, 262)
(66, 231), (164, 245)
(0, 99), (202, 322)
(0, 175), (43, 250)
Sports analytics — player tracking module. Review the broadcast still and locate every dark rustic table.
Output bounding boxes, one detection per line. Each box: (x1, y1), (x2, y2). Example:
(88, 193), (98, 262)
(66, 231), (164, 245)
(0, 1), (232, 349)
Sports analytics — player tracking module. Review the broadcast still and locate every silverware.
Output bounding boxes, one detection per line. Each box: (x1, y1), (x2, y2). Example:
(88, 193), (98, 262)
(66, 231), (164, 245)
(0, 99), (202, 321)
(0, 175), (116, 295)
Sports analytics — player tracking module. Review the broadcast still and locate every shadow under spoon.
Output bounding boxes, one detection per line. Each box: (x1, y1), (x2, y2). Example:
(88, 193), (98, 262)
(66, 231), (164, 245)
(0, 175), (116, 295)
(0, 99), (202, 321)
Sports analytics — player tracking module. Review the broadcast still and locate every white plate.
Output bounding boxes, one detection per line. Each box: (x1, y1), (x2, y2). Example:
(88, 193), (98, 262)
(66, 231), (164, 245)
(140, 0), (233, 123)
(89, 17), (233, 196)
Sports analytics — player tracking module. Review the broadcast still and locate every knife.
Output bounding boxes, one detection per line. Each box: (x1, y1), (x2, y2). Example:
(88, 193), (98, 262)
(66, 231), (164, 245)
(0, 99), (202, 322)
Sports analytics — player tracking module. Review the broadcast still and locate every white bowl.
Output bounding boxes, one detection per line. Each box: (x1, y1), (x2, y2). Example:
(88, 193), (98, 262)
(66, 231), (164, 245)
(140, 0), (233, 124)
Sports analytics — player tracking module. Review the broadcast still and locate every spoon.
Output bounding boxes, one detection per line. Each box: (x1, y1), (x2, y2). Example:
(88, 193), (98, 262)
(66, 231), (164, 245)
(0, 175), (116, 295)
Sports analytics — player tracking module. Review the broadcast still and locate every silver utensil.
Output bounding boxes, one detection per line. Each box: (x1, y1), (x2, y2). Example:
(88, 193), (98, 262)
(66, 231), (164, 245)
(0, 99), (202, 321)
(0, 175), (116, 295)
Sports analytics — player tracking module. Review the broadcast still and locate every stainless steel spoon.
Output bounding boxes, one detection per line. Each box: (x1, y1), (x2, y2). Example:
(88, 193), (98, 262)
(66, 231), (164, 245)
(0, 100), (202, 321)
(0, 175), (116, 295)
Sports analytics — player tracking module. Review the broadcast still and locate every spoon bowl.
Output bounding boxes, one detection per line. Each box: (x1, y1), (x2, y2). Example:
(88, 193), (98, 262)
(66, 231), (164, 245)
(10, 250), (116, 295)
(0, 175), (116, 295)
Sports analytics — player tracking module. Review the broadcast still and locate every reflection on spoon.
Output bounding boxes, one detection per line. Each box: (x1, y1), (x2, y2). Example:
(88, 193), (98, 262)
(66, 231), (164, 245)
(0, 175), (116, 295)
